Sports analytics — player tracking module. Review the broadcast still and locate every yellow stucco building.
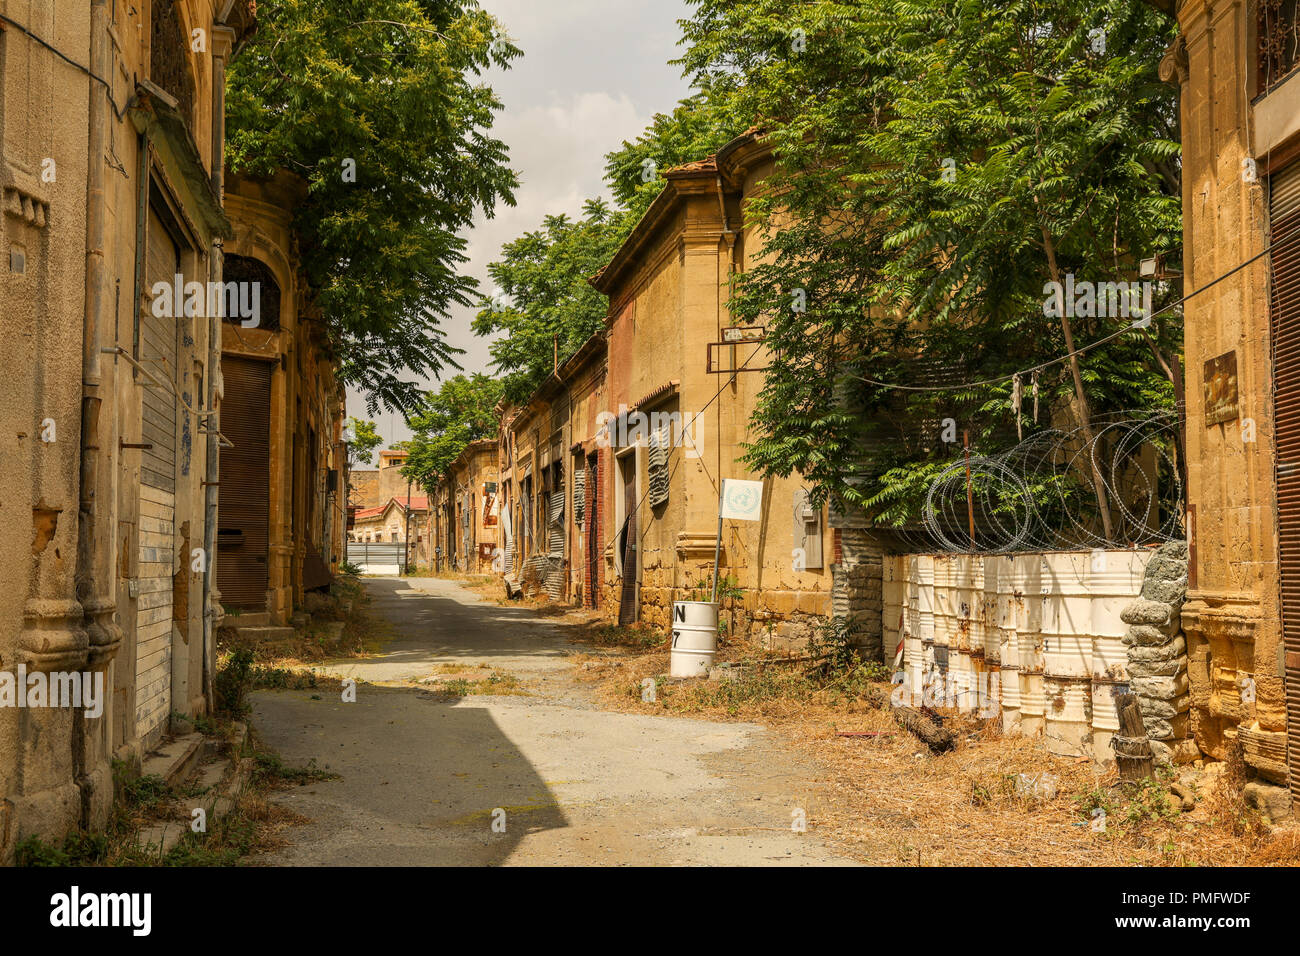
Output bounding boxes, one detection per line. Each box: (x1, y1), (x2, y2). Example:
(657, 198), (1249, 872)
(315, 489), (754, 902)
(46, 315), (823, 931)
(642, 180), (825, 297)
(1166, 0), (1300, 810)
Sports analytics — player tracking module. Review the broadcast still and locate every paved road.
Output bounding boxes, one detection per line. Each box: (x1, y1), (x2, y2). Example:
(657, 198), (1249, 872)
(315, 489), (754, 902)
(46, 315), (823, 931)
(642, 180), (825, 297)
(251, 577), (855, 866)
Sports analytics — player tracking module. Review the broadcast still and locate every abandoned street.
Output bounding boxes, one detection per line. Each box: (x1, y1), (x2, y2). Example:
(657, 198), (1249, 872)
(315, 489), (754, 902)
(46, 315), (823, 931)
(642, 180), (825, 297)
(250, 578), (855, 866)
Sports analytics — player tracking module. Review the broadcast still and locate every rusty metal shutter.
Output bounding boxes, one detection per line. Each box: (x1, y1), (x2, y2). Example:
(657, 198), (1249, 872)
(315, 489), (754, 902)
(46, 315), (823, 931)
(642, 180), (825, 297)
(217, 356), (272, 609)
(1269, 159), (1300, 808)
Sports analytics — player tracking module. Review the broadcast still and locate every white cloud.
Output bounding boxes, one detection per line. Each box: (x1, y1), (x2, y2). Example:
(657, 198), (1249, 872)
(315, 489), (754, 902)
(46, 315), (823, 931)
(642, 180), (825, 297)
(348, 0), (694, 444)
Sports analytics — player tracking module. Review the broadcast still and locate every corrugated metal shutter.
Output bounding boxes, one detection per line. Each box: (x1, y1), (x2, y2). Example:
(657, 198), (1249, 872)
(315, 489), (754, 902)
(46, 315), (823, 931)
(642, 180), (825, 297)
(141, 208), (178, 493)
(1269, 159), (1300, 808)
(573, 467), (586, 525)
(216, 356), (272, 608)
(136, 204), (180, 741)
(545, 466), (565, 600)
(549, 466), (565, 557)
(463, 491), (474, 568)
(502, 504), (514, 576)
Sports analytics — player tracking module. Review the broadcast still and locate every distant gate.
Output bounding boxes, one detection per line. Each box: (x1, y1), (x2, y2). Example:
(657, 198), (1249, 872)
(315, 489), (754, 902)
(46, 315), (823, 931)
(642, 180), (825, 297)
(346, 540), (406, 575)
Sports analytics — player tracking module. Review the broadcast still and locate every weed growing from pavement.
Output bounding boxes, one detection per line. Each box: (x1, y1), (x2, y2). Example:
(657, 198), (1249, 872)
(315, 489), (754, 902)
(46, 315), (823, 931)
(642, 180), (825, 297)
(425, 670), (524, 698)
(16, 737), (321, 867)
(253, 752), (338, 788)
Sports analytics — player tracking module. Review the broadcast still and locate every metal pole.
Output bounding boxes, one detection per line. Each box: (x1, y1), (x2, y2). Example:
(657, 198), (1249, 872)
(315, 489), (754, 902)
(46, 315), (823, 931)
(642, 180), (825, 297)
(964, 430), (975, 550)
(710, 481), (724, 603)
(404, 478), (413, 574)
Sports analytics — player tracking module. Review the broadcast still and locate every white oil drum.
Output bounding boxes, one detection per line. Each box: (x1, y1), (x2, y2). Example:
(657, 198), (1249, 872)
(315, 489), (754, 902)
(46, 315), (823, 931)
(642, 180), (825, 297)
(670, 601), (718, 678)
(1041, 552), (1092, 679)
(1044, 676), (1092, 757)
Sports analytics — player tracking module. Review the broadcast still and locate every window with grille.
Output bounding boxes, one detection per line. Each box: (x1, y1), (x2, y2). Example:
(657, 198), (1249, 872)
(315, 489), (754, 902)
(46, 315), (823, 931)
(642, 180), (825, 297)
(1259, 0), (1300, 94)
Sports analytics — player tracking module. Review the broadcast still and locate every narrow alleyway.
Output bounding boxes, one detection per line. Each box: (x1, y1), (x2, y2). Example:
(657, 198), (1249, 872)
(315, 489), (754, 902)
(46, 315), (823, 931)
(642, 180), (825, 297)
(250, 578), (856, 866)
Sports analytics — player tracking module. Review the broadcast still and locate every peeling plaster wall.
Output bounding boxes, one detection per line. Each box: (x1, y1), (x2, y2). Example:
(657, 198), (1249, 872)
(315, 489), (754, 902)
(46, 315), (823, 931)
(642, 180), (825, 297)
(0, 0), (246, 857)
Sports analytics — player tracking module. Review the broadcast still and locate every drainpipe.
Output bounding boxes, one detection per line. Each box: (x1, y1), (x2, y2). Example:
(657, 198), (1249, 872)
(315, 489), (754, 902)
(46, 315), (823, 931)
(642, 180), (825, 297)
(201, 246), (221, 712)
(73, 0), (113, 829)
(203, 25), (237, 711)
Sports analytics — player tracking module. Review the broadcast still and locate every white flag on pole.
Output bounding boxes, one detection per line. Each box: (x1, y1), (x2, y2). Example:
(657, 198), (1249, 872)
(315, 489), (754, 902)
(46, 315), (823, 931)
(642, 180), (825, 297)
(720, 479), (764, 521)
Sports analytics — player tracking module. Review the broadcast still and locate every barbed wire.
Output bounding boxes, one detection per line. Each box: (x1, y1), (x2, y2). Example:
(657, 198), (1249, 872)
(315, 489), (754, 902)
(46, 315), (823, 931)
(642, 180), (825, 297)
(906, 409), (1183, 554)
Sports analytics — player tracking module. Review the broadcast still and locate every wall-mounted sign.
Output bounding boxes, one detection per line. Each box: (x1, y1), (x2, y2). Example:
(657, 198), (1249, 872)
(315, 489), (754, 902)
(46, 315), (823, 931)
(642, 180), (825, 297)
(1203, 350), (1239, 426)
(720, 478), (764, 521)
(722, 325), (765, 344)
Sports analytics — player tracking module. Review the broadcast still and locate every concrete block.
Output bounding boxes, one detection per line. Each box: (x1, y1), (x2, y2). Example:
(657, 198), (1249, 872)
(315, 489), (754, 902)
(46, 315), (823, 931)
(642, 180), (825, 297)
(1130, 674), (1190, 698)
(1129, 636), (1186, 662)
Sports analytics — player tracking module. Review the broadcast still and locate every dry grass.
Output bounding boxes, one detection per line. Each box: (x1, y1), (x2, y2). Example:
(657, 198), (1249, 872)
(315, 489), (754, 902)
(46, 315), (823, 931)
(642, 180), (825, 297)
(218, 575), (390, 672)
(417, 668), (527, 699)
(569, 630), (1300, 867)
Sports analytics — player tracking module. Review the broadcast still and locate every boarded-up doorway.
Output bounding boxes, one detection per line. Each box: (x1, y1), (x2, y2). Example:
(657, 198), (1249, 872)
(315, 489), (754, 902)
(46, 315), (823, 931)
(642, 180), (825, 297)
(617, 452), (637, 625)
(217, 356), (272, 610)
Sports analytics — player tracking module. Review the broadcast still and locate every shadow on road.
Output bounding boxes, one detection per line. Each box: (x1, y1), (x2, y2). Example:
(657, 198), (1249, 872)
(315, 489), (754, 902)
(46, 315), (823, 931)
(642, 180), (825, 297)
(253, 684), (568, 866)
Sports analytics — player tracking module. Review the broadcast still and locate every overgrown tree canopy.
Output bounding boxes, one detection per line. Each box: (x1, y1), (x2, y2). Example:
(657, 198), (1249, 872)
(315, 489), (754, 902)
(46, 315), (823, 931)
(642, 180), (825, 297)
(678, 0), (1182, 530)
(401, 373), (504, 492)
(226, 0), (519, 416)
(474, 95), (743, 404)
(472, 200), (623, 403)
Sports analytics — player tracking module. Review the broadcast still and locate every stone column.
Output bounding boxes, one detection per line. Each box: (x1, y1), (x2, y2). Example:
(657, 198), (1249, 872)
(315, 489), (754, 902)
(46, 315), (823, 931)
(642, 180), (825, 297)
(1121, 542), (1198, 765)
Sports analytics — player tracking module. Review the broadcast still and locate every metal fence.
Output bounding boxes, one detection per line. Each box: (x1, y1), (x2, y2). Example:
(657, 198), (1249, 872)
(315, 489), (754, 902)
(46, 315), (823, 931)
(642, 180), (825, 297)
(346, 540), (407, 574)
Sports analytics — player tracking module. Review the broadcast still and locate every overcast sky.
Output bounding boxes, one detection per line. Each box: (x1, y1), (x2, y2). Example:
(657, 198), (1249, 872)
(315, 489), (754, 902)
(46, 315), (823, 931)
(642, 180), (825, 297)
(353, 0), (695, 447)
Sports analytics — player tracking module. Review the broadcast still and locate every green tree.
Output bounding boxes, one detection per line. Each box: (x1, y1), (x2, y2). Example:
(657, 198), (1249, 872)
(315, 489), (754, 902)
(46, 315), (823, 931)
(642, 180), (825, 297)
(344, 417), (383, 466)
(678, 0), (1182, 533)
(474, 95), (742, 404)
(401, 374), (504, 491)
(603, 93), (744, 225)
(226, 0), (519, 416)
(472, 200), (623, 403)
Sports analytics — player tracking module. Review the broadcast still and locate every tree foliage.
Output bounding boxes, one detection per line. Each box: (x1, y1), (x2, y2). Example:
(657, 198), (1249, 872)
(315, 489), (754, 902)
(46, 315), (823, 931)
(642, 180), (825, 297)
(401, 373), (504, 491)
(603, 93), (745, 225)
(226, 0), (519, 416)
(472, 200), (623, 404)
(474, 95), (743, 404)
(678, 0), (1182, 527)
(345, 417), (384, 466)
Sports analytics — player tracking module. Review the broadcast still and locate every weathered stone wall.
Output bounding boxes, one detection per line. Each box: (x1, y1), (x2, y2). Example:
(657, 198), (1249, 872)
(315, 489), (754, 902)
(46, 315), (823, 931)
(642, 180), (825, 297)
(1173, 0), (1287, 789)
(831, 529), (884, 660)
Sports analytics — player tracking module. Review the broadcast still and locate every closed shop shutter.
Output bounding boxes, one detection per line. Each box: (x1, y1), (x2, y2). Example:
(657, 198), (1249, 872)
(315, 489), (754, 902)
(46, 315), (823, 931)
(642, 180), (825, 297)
(216, 356), (272, 608)
(141, 207), (178, 494)
(1269, 159), (1300, 807)
(136, 203), (180, 740)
